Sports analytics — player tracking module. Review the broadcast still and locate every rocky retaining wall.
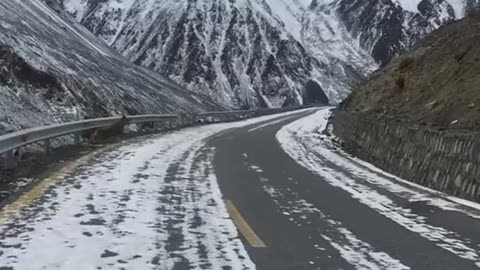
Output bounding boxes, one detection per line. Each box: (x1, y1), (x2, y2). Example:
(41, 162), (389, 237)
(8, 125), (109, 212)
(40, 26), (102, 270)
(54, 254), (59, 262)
(333, 110), (480, 202)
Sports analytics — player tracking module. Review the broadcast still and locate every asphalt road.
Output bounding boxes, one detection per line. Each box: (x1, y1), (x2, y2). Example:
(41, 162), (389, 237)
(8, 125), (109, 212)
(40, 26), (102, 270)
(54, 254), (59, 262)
(211, 108), (480, 270)
(1, 108), (480, 270)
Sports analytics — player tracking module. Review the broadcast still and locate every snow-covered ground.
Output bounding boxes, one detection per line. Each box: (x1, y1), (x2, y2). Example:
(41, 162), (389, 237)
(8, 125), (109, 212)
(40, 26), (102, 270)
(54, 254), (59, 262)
(276, 107), (480, 268)
(0, 109), (312, 270)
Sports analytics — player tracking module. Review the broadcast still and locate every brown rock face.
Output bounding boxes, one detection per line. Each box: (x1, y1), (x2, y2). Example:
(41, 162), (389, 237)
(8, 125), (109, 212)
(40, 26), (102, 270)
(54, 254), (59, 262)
(342, 15), (480, 129)
(0, 45), (64, 100)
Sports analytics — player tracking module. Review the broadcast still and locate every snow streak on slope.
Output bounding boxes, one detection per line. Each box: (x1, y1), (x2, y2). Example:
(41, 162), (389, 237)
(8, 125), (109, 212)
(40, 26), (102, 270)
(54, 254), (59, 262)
(0, 0), (220, 134)
(277, 108), (480, 267)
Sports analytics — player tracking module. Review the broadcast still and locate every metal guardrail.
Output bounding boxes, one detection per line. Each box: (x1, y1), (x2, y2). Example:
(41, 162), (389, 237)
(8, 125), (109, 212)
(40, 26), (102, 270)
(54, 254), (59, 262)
(0, 114), (178, 169)
(195, 104), (318, 123)
(0, 104), (321, 170)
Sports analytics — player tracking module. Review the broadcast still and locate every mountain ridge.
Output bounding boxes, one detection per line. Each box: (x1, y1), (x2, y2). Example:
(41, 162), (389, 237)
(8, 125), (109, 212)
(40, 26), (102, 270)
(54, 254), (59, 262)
(48, 0), (480, 108)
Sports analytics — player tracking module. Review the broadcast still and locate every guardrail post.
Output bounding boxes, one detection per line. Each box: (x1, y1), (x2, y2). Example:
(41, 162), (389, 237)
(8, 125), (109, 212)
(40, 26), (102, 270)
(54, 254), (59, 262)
(44, 139), (51, 153)
(179, 114), (185, 127)
(74, 133), (81, 145)
(145, 121), (152, 131)
(3, 150), (16, 170)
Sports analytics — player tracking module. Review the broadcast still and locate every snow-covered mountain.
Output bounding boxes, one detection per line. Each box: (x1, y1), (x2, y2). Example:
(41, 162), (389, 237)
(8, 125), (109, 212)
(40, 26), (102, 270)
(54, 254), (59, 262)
(44, 0), (374, 108)
(337, 0), (479, 65)
(0, 0), (221, 134)
(44, 0), (479, 108)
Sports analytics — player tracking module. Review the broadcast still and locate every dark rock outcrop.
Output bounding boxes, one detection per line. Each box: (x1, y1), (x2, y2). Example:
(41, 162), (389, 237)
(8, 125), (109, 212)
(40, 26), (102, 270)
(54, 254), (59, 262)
(0, 45), (64, 99)
(304, 80), (329, 105)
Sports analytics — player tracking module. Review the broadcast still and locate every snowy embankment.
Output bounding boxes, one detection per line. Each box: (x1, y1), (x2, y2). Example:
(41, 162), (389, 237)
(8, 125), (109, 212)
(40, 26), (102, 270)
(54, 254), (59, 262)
(0, 109), (311, 270)
(276, 107), (480, 268)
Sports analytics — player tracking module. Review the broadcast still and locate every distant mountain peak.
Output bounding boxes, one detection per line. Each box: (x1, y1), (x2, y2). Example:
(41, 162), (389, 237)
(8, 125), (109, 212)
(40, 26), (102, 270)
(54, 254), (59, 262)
(46, 0), (480, 107)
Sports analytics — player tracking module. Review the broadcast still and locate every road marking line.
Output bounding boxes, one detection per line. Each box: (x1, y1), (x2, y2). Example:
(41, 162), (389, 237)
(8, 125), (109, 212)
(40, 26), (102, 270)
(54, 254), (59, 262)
(0, 144), (116, 221)
(247, 115), (298, 133)
(226, 200), (267, 248)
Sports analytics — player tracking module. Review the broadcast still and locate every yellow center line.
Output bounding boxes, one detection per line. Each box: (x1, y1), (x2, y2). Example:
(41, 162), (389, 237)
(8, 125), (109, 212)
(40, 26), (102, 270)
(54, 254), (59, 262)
(0, 144), (116, 221)
(226, 200), (267, 248)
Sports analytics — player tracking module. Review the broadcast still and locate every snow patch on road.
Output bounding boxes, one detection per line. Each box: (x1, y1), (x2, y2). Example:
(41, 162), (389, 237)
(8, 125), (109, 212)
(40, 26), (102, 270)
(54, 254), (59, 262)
(249, 164), (264, 173)
(249, 163), (410, 270)
(248, 116), (295, 133)
(0, 110), (313, 269)
(276, 108), (480, 266)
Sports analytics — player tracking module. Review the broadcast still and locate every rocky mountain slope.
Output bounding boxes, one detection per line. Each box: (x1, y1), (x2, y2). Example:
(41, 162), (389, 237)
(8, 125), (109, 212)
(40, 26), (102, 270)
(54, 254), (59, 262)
(341, 14), (480, 129)
(45, 0), (479, 108)
(0, 0), (221, 134)
(60, 0), (376, 108)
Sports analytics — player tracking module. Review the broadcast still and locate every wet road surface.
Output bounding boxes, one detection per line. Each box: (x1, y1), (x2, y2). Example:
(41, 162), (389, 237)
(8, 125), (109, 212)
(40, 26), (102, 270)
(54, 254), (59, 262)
(1, 108), (480, 269)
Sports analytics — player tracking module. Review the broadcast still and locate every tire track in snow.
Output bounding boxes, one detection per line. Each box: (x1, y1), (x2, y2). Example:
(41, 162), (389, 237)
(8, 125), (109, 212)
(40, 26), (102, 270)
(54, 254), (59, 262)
(150, 143), (255, 270)
(0, 137), (254, 269)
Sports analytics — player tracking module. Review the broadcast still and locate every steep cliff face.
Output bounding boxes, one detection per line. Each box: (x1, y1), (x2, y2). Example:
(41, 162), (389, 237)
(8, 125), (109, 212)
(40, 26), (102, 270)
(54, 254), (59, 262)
(46, 0), (479, 108)
(0, 0), (221, 134)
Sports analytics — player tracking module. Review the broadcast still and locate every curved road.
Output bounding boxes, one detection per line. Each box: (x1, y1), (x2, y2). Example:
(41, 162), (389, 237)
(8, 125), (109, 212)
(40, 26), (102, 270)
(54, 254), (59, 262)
(1, 108), (480, 269)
